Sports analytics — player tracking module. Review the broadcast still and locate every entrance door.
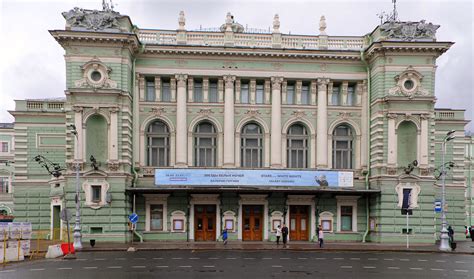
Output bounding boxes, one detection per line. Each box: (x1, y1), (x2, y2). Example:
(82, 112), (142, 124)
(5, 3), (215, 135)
(194, 205), (216, 241)
(52, 205), (61, 240)
(290, 205), (309, 241)
(242, 205), (263, 241)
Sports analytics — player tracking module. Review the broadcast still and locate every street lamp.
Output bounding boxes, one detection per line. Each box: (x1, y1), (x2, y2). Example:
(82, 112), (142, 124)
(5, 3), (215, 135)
(439, 130), (455, 251)
(68, 124), (82, 250)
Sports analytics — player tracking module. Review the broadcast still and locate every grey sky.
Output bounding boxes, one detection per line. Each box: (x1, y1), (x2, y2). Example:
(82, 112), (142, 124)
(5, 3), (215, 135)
(1, 0), (472, 131)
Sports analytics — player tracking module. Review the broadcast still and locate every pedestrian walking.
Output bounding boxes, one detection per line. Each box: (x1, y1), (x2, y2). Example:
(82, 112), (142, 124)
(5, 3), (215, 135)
(318, 225), (324, 248)
(447, 225), (455, 249)
(470, 226), (474, 242)
(275, 225), (282, 245)
(221, 228), (228, 245)
(316, 225), (320, 242)
(281, 223), (289, 247)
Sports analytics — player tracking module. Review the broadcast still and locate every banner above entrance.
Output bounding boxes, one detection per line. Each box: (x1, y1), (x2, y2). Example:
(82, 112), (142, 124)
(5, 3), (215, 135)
(155, 169), (353, 187)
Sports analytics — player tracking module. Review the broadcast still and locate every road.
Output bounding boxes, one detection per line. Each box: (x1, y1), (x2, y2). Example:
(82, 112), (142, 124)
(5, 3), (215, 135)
(1, 250), (473, 278)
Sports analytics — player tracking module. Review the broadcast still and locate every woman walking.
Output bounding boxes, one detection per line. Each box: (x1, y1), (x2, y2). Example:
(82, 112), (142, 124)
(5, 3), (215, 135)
(318, 225), (324, 248)
(275, 225), (282, 245)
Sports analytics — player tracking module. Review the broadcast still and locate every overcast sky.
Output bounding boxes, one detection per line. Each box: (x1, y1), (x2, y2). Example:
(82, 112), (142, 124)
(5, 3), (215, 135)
(0, 0), (472, 131)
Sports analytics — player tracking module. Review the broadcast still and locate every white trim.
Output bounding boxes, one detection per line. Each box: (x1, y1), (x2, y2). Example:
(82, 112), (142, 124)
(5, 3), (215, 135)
(189, 194), (220, 241)
(319, 211), (334, 233)
(336, 196), (359, 232)
(238, 194), (268, 240)
(170, 210), (187, 232)
(286, 195), (315, 241)
(50, 197), (63, 241)
(144, 194), (169, 232)
(82, 179), (110, 209)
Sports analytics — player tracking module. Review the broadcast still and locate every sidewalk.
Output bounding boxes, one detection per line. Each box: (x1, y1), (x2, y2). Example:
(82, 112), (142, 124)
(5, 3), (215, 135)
(74, 240), (474, 255)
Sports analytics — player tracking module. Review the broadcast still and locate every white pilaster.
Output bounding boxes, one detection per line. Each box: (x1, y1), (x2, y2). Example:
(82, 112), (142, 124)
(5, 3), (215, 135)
(223, 75), (236, 167)
(109, 107), (119, 161)
(360, 81), (368, 169)
(387, 113), (397, 167)
(175, 74), (188, 167)
(271, 77), (284, 168)
(420, 114), (429, 167)
(73, 107), (83, 161)
(317, 78), (329, 168)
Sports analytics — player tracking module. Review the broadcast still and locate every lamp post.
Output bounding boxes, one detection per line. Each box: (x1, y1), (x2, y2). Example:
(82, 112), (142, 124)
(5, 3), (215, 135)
(68, 124), (82, 250)
(439, 130), (455, 251)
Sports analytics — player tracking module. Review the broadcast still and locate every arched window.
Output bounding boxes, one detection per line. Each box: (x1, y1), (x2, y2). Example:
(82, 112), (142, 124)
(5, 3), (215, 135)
(397, 121), (417, 167)
(287, 124), (308, 168)
(86, 114), (108, 164)
(194, 122), (217, 167)
(146, 120), (170, 166)
(332, 125), (354, 169)
(241, 123), (263, 168)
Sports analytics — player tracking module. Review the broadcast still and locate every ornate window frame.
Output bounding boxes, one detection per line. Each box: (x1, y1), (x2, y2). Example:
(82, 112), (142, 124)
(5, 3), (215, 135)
(144, 194), (169, 232)
(319, 211), (334, 233)
(82, 178), (110, 209)
(388, 66), (429, 98)
(336, 196), (359, 232)
(74, 57), (117, 89)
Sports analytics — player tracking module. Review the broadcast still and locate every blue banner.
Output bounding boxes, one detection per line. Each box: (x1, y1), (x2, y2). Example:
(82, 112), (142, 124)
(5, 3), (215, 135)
(155, 169), (353, 187)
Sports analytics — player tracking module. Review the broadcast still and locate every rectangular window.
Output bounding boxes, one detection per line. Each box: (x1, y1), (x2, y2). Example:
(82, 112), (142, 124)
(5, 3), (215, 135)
(287, 84), (295, 104)
(0, 142), (9, 153)
(332, 85), (340, 106)
(241, 82), (249, 103)
(161, 79), (171, 102)
(209, 81), (218, 103)
(341, 206), (353, 231)
(256, 83), (264, 104)
(0, 177), (8, 193)
(150, 204), (163, 231)
(145, 77), (155, 101)
(301, 84), (310, 105)
(91, 185), (101, 203)
(347, 85), (355, 106)
(194, 80), (203, 102)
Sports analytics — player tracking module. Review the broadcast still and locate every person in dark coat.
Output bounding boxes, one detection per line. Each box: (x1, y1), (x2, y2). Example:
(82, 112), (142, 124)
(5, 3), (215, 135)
(221, 228), (228, 245)
(470, 226), (474, 241)
(447, 226), (454, 244)
(281, 223), (289, 247)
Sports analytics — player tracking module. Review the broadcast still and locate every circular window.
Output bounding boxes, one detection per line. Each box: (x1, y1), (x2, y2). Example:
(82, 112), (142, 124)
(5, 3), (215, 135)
(403, 79), (414, 90)
(90, 71), (102, 82)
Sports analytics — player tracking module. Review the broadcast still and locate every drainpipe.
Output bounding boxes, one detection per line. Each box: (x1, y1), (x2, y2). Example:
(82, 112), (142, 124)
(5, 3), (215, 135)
(361, 49), (372, 243)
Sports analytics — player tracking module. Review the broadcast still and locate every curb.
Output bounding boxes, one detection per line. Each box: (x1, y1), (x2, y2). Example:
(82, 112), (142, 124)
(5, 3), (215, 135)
(79, 247), (474, 255)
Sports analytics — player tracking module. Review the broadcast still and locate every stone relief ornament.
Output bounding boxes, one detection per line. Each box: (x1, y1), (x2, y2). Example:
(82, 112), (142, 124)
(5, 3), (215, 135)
(244, 109), (261, 118)
(75, 57), (117, 89)
(62, 7), (122, 31)
(198, 109), (213, 116)
(151, 107), (165, 116)
(292, 110), (307, 119)
(380, 20), (439, 41)
(107, 161), (120, 172)
(273, 14), (280, 33)
(388, 66), (429, 99)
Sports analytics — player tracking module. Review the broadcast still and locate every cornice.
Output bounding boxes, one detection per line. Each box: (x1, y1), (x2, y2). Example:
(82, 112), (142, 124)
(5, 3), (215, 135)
(364, 41), (453, 60)
(49, 30), (140, 53)
(142, 45), (361, 61)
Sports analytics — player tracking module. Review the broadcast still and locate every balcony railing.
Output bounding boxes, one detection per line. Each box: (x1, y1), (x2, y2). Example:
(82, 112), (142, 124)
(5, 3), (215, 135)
(138, 29), (365, 51)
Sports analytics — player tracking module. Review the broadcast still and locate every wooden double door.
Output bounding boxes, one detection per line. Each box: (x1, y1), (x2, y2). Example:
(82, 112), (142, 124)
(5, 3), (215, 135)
(242, 205), (263, 241)
(290, 205), (309, 241)
(194, 205), (216, 241)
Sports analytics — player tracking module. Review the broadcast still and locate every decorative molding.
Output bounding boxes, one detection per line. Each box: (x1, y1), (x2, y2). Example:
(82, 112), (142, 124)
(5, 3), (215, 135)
(107, 161), (120, 172)
(197, 108), (214, 116)
(151, 107), (166, 116)
(388, 66), (429, 99)
(395, 182), (421, 209)
(244, 109), (261, 118)
(338, 112), (352, 120)
(386, 113), (398, 119)
(62, 7), (122, 31)
(270, 76), (284, 87)
(74, 57), (117, 89)
(292, 110), (307, 119)
(223, 75), (236, 87)
(380, 20), (439, 41)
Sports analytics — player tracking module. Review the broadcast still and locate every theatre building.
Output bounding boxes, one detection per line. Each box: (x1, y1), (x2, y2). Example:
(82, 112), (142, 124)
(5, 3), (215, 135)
(9, 5), (473, 244)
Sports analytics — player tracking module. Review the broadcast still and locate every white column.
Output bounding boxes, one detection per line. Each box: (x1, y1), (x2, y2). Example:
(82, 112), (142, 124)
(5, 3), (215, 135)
(175, 74), (188, 167)
(73, 106), (83, 161)
(317, 78), (329, 168)
(271, 77), (284, 168)
(109, 107), (118, 161)
(360, 81), (368, 169)
(420, 114), (429, 167)
(387, 113), (397, 167)
(223, 75), (236, 167)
